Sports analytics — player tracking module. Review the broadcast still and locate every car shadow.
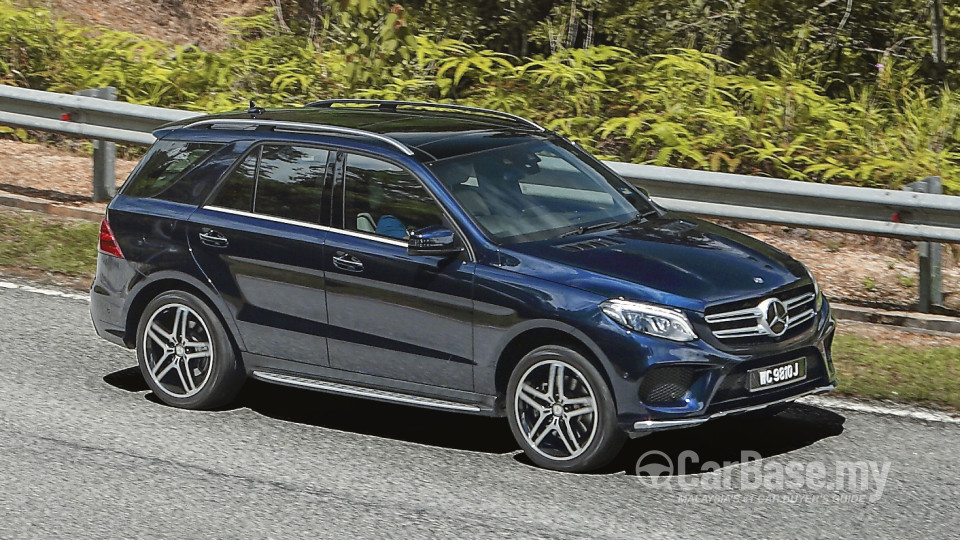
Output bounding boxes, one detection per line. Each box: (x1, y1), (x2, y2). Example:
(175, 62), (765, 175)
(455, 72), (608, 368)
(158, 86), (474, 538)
(236, 380), (521, 453)
(605, 403), (846, 476)
(103, 366), (149, 392)
(104, 367), (845, 469)
(103, 367), (519, 453)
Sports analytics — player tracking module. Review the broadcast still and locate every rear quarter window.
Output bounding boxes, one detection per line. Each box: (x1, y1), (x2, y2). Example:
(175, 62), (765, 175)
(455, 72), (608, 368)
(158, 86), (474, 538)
(123, 141), (222, 202)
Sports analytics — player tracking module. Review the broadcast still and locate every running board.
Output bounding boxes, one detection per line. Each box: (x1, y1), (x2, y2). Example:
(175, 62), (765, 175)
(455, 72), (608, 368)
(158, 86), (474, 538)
(251, 370), (484, 413)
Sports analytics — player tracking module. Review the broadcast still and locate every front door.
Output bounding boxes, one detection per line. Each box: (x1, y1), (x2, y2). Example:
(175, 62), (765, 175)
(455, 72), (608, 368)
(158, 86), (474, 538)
(324, 153), (475, 390)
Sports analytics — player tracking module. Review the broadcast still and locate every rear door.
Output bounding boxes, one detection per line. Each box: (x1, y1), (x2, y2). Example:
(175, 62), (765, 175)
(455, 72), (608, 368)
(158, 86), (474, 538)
(188, 143), (334, 366)
(324, 153), (476, 390)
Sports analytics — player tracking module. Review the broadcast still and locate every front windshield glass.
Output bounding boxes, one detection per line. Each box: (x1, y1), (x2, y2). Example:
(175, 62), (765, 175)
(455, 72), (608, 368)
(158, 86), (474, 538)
(427, 139), (656, 244)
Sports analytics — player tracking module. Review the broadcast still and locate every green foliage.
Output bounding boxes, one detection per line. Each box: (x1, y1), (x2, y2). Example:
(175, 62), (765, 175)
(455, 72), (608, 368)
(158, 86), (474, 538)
(323, 1), (419, 88)
(0, 126), (29, 141)
(0, 1), (957, 192)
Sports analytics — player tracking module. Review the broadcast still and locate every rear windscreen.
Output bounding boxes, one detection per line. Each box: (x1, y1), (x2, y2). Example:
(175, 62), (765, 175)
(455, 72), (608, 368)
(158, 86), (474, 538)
(123, 141), (222, 202)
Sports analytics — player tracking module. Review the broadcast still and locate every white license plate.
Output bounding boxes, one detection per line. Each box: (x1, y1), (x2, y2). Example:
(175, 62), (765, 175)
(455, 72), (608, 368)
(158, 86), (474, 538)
(748, 358), (806, 392)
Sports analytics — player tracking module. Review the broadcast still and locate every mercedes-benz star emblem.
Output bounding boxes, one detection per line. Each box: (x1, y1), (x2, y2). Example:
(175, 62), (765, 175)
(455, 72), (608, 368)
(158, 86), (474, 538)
(756, 298), (789, 337)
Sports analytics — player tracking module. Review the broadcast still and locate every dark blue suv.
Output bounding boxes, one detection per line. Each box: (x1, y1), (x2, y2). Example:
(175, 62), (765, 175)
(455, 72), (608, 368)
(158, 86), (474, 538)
(91, 100), (836, 472)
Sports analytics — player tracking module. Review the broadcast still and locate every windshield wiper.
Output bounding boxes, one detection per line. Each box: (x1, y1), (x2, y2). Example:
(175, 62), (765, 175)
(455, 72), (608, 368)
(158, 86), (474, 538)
(618, 209), (660, 228)
(560, 220), (621, 238)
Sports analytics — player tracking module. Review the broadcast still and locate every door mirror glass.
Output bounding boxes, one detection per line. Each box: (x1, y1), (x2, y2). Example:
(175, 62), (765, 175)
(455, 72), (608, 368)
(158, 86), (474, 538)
(408, 225), (462, 256)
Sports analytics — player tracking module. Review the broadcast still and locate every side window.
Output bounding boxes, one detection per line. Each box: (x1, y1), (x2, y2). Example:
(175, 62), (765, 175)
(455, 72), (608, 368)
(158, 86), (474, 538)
(254, 145), (328, 224)
(343, 154), (443, 240)
(211, 150), (258, 212)
(210, 145), (329, 225)
(123, 141), (221, 200)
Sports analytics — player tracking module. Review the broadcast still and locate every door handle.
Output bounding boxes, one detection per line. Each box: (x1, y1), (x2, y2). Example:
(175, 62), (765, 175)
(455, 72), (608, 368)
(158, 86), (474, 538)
(332, 251), (363, 272)
(198, 229), (229, 248)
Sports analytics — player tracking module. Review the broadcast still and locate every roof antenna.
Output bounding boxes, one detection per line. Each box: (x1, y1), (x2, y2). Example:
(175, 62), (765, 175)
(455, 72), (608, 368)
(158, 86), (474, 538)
(248, 100), (265, 119)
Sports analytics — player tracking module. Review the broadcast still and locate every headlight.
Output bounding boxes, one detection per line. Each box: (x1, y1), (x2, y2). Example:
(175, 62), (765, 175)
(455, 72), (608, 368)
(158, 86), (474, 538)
(807, 268), (823, 310)
(600, 299), (697, 342)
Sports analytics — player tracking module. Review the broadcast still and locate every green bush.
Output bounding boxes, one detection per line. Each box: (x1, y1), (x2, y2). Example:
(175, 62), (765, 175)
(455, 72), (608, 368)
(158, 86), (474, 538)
(0, 1), (956, 192)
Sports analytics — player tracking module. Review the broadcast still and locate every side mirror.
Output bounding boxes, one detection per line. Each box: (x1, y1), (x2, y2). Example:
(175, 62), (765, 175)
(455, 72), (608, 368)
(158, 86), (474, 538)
(408, 225), (463, 257)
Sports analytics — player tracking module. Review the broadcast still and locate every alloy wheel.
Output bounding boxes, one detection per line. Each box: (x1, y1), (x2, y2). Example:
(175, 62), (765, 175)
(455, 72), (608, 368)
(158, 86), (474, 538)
(514, 359), (599, 461)
(141, 303), (214, 398)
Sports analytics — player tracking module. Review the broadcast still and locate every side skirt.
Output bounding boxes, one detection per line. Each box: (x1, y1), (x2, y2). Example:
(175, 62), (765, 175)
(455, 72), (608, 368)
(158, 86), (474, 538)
(243, 353), (499, 416)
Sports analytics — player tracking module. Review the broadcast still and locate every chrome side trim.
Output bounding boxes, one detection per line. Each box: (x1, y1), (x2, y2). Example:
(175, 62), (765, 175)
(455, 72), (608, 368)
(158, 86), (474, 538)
(323, 227), (408, 248)
(632, 384), (836, 432)
(182, 119), (416, 156)
(201, 206), (407, 247)
(252, 371), (483, 412)
(203, 205), (327, 231)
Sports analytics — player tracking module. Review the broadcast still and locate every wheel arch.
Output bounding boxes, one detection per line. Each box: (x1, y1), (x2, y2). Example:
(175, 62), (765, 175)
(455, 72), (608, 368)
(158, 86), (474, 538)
(122, 272), (243, 351)
(491, 321), (614, 411)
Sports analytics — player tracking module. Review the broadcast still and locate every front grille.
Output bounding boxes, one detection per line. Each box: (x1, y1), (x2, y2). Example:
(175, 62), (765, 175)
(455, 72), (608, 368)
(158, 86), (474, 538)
(704, 287), (816, 342)
(640, 366), (696, 406)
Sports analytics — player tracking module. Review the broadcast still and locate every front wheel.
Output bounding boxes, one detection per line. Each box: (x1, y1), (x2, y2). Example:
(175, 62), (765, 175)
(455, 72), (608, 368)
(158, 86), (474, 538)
(136, 290), (245, 409)
(506, 345), (625, 472)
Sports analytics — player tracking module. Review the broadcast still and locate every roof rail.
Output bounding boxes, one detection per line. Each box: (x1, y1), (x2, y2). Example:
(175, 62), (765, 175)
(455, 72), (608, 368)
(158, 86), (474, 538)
(180, 118), (415, 155)
(307, 99), (546, 132)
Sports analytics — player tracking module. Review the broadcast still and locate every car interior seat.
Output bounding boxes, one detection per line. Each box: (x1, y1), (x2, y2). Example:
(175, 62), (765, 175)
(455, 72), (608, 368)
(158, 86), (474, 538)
(356, 212), (376, 232)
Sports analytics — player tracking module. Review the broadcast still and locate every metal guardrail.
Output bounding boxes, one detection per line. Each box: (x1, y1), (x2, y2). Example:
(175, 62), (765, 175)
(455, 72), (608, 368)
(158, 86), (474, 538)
(0, 85), (197, 201)
(0, 86), (955, 309)
(609, 163), (960, 244)
(0, 85), (197, 145)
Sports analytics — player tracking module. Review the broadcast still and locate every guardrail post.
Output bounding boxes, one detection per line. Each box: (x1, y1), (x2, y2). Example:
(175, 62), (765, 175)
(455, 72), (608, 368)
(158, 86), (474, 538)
(903, 177), (944, 312)
(73, 87), (117, 202)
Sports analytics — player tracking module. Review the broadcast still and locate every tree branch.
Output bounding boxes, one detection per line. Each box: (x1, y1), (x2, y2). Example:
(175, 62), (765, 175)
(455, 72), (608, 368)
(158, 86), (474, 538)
(836, 0), (853, 33)
(272, 0), (290, 34)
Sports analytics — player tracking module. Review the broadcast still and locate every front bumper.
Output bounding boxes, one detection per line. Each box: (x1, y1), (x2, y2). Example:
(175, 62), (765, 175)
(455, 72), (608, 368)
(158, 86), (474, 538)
(597, 297), (837, 434)
(632, 383), (835, 432)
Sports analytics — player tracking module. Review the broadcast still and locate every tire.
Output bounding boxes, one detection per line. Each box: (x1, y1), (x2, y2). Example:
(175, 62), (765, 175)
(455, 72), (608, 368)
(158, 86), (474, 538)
(506, 345), (625, 472)
(136, 290), (245, 409)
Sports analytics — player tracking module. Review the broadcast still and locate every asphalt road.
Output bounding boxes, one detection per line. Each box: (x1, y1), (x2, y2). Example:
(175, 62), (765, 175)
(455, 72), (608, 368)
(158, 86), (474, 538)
(1, 281), (958, 539)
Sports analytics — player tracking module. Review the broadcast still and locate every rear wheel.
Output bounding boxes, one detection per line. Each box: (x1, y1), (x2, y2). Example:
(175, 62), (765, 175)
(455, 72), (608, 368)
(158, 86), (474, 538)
(507, 345), (625, 472)
(136, 290), (245, 409)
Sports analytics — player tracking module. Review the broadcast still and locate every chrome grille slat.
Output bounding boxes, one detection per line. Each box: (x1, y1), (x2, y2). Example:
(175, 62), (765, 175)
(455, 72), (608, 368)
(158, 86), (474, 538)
(785, 292), (815, 308)
(713, 326), (766, 338)
(706, 289), (817, 341)
(789, 309), (815, 326)
(704, 307), (760, 323)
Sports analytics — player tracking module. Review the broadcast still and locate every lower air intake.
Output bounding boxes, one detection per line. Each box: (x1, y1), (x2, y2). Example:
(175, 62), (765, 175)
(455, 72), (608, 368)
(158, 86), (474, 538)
(640, 366), (696, 406)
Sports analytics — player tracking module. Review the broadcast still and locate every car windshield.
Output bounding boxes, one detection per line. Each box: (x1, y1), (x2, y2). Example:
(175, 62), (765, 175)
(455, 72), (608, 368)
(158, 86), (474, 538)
(427, 139), (656, 244)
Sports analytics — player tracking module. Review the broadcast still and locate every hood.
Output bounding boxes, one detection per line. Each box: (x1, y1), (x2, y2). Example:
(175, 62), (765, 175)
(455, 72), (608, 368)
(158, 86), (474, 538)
(499, 214), (809, 312)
